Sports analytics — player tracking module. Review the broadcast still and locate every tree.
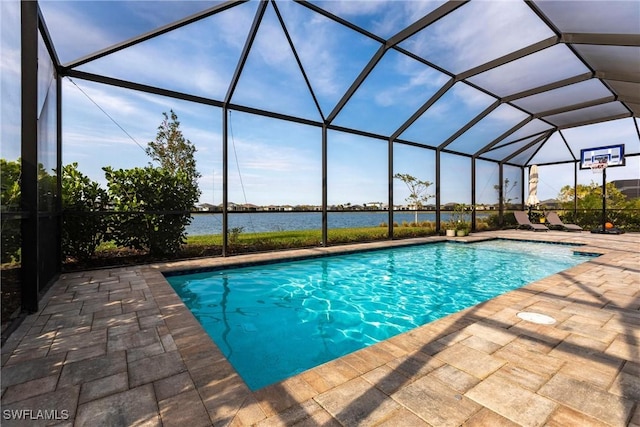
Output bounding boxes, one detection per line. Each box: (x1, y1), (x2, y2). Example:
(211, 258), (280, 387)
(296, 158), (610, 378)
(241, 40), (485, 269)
(394, 173), (433, 224)
(146, 110), (200, 186)
(558, 181), (627, 210)
(494, 178), (518, 207)
(557, 181), (638, 229)
(105, 110), (201, 255)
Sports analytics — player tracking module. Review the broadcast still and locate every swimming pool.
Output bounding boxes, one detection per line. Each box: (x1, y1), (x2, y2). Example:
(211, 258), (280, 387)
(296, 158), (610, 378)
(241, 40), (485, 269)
(167, 239), (593, 390)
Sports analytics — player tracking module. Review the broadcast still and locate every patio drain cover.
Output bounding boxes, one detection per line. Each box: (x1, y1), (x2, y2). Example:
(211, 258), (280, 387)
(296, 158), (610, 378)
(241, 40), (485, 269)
(516, 312), (556, 325)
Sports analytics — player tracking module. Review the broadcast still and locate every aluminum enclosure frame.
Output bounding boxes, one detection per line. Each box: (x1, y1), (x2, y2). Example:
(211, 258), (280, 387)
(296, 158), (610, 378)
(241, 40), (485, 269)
(15, 0), (640, 313)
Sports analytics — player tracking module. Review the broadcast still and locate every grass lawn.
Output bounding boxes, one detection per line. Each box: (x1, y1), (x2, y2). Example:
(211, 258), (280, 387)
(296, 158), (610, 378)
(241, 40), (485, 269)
(186, 225), (435, 247)
(54, 225), (444, 273)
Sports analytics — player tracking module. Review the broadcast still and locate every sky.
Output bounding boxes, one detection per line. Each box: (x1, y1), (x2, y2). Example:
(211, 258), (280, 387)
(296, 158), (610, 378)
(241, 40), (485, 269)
(1, 0), (639, 207)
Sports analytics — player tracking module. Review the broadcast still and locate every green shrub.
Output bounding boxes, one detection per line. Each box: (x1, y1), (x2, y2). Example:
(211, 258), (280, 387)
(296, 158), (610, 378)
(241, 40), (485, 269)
(62, 163), (110, 260)
(1, 158), (21, 263)
(486, 212), (517, 229)
(104, 166), (199, 255)
(228, 226), (244, 244)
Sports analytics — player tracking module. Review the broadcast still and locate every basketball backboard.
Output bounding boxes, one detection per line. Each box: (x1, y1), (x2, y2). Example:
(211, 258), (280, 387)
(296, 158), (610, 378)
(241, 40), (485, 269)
(579, 144), (625, 169)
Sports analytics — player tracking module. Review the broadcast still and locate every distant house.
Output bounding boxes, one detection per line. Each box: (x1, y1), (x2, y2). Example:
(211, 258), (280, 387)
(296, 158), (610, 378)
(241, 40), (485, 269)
(364, 202), (383, 210)
(540, 198), (562, 209)
(198, 203), (217, 211)
(240, 204), (259, 211)
(612, 179), (640, 199)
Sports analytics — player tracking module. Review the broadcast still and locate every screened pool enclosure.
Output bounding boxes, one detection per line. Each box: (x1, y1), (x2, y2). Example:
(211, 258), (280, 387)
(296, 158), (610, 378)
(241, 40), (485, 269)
(2, 0), (639, 314)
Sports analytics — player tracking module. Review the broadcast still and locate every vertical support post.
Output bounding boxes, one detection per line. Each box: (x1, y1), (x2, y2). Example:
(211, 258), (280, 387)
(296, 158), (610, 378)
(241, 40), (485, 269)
(222, 108), (229, 256)
(388, 138), (394, 239)
(21, 0), (39, 313)
(56, 71), (63, 270)
(498, 163), (504, 226)
(435, 149), (441, 232)
(520, 166), (525, 212)
(601, 167), (607, 233)
(321, 125), (328, 247)
(471, 157), (476, 231)
(573, 162), (578, 215)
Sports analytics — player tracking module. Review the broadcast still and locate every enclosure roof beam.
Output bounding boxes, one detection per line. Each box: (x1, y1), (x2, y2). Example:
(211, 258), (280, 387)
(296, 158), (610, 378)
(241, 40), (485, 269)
(62, 0), (247, 70)
(294, 0), (385, 43)
(502, 72), (593, 102)
(561, 33), (640, 47)
(326, 46), (386, 124)
(501, 131), (551, 164)
(456, 36), (558, 81)
(557, 129), (578, 162)
(474, 116), (535, 157)
(272, 1), (325, 121)
(557, 112), (632, 130)
(225, 0), (268, 104)
(534, 96), (616, 118)
(37, 5), (61, 69)
(386, 0), (468, 48)
(438, 99), (501, 151)
(484, 130), (550, 154)
(66, 70), (224, 107)
(390, 78), (456, 141)
(524, 131), (554, 166)
(595, 71), (640, 84)
(326, 0), (467, 125)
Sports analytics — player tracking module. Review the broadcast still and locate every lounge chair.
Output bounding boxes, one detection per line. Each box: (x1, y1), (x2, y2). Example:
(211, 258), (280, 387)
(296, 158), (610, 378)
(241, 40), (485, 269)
(514, 211), (548, 231)
(545, 212), (583, 231)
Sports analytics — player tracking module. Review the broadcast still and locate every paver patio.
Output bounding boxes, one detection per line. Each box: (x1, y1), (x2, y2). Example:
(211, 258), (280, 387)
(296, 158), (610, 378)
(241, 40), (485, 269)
(1, 230), (639, 426)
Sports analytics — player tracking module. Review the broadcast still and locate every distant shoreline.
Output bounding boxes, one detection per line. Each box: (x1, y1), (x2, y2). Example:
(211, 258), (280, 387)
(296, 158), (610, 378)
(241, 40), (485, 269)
(186, 211), (490, 236)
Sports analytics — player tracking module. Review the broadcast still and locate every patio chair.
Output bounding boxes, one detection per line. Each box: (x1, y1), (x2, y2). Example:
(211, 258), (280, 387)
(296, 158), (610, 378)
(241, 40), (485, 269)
(545, 212), (583, 231)
(514, 211), (549, 231)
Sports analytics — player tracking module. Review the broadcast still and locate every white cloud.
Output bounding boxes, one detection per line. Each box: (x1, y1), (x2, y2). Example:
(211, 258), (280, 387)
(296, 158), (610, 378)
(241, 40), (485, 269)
(251, 9), (301, 77)
(276, 4), (343, 98)
(123, 1), (220, 31)
(321, 0), (390, 17)
(230, 135), (319, 174)
(64, 78), (142, 117)
(39, 3), (118, 64)
(403, 1), (555, 74)
(78, 34), (231, 98)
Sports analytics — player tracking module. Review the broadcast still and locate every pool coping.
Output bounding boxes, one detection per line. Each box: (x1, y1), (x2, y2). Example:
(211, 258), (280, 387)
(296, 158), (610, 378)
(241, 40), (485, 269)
(2, 230), (638, 426)
(162, 236), (599, 278)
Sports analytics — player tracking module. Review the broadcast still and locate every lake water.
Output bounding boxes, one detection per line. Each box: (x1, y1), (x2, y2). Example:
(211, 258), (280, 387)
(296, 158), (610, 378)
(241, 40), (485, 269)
(186, 211), (487, 236)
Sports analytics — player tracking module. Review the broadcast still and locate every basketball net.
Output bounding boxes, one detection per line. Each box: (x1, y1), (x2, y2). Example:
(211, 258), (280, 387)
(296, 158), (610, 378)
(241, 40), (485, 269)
(590, 159), (608, 174)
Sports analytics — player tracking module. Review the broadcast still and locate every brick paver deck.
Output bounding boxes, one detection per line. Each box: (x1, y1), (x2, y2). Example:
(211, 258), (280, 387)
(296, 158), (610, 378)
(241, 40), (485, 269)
(1, 231), (639, 426)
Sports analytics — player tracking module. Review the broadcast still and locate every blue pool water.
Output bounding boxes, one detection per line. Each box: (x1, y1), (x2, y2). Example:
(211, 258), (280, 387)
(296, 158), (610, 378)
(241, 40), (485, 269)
(167, 240), (593, 390)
